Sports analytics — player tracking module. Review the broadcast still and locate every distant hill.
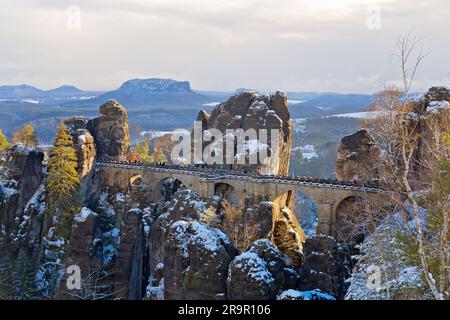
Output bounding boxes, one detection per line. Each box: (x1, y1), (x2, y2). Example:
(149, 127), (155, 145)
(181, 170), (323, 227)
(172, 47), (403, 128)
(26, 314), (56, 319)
(45, 85), (85, 96)
(0, 84), (101, 100)
(0, 84), (44, 99)
(88, 78), (212, 107)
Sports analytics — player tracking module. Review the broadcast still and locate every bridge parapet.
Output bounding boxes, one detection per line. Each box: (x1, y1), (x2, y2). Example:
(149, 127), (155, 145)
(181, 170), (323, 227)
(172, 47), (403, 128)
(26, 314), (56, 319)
(95, 160), (390, 238)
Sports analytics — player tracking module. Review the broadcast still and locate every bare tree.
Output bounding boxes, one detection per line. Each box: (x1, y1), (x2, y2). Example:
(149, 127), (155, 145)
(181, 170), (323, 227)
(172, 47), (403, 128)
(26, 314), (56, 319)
(394, 32), (430, 96)
(362, 33), (447, 300)
(221, 200), (260, 251)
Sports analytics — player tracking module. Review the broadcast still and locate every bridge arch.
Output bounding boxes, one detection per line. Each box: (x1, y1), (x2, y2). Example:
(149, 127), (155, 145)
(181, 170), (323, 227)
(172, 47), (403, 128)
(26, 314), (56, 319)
(333, 195), (371, 243)
(214, 182), (236, 203)
(129, 174), (142, 186)
(151, 176), (186, 202)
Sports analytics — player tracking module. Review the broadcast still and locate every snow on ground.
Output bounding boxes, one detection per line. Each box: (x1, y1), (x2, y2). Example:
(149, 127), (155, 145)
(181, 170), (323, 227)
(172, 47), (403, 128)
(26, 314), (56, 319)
(21, 99), (39, 104)
(287, 100), (305, 105)
(171, 220), (225, 257)
(74, 207), (97, 223)
(345, 203), (433, 300)
(202, 102), (221, 107)
(427, 100), (449, 114)
(231, 252), (274, 285)
(291, 118), (307, 133)
(103, 244), (117, 265)
(326, 111), (383, 119)
(146, 277), (164, 300)
(277, 289), (336, 300)
(0, 182), (18, 203)
(291, 145), (318, 160)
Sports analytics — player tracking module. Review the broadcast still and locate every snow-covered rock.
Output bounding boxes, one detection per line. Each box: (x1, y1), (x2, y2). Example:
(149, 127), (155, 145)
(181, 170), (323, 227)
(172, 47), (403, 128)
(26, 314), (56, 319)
(277, 289), (336, 300)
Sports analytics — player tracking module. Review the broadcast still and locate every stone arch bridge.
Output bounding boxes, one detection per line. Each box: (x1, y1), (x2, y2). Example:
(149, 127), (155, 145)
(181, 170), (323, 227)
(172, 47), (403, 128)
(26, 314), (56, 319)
(96, 160), (388, 237)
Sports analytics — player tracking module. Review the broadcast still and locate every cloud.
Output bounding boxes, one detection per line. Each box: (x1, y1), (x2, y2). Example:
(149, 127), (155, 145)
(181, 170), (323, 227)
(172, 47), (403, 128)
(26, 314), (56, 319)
(0, 0), (448, 93)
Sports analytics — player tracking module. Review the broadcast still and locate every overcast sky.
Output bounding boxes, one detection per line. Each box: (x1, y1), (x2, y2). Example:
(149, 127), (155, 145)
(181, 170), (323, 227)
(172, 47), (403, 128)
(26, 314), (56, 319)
(0, 0), (449, 93)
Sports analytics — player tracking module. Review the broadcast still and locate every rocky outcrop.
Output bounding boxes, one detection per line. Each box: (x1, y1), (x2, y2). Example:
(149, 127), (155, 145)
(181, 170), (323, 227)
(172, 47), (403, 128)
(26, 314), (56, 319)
(63, 208), (98, 270)
(423, 86), (450, 106)
(335, 129), (381, 183)
(64, 117), (96, 181)
(3, 144), (44, 210)
(0, 145), (45, 268)
(164, 221), (235, 299)
(272, 205), (305, 268)
(197, 91), (292, 176)
(298, 236), (349, 299)
(115, 208), (144, 299)
(412, 87), (450, 181)
(87, 100), (130, 161)
(64, 118), (97, 202)
(227, 239), (285, 300)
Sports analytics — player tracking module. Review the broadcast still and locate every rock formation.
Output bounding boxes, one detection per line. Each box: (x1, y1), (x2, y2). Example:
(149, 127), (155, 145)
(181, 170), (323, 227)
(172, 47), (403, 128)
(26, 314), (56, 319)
(115, 208), (144, 300)
(87, 99), (130, 161)
(412, 86), (449, 181)
(64, 117), (97, 201)
(0, 145), (44, 266)
(226, 239), (285, 300)
(196, 91), (292, 176)
(3, 144), (44, 210)
(164, 221), (234, 299)
(64, 117), (96, 181)
(335, 129), (381, 183)
(298, 236), (349, 299)
(190, 92), (305, 269)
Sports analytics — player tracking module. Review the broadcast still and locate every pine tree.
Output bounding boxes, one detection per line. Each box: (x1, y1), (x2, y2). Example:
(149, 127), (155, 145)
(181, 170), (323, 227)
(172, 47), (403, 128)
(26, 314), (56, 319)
(0, 129), (9, 154)
(133, 141), (151, 163)
(11, 124), (39, 147)
(21, 124), (38, 147)
(13, 251), (38, 300)
(47, 123), (80, 239)
(11, 130), (22, 144)
(0, 263), (13, 299)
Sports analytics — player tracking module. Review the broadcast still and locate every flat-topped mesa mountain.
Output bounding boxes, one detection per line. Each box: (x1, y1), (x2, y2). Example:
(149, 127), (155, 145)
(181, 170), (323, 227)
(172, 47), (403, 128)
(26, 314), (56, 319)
(91, 78), (211, 106)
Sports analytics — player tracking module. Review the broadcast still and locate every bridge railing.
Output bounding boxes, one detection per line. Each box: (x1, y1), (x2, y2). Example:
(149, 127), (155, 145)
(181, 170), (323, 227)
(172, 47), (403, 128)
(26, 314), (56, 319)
(95, 159), (384, 193)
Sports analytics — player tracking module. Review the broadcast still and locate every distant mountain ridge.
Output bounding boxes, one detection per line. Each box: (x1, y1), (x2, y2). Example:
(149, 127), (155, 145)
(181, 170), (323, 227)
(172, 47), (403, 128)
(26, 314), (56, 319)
(46, 85), (84, 95)
(0, 84), (45, 98)
(89, 78), (211, 107)
(0, 84), (99, 99)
